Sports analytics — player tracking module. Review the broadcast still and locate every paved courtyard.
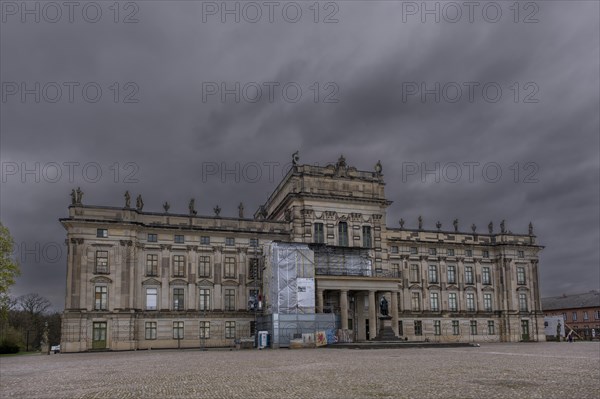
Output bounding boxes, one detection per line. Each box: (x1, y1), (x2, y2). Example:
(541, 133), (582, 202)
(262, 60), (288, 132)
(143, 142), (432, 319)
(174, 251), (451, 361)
(1, 342), (599, 398)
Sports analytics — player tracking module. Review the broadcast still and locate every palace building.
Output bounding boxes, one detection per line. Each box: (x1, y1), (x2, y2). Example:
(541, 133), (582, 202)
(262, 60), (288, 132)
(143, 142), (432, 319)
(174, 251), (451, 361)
(60, 155), (545, 352)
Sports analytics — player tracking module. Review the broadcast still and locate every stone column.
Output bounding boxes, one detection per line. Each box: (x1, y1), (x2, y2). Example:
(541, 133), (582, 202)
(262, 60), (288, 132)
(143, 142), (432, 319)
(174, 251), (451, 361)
(340, 290), (348, 330)
(368, 290), (377, 340)
(317, 288), (324, 313)
(391, 291), (399, 336)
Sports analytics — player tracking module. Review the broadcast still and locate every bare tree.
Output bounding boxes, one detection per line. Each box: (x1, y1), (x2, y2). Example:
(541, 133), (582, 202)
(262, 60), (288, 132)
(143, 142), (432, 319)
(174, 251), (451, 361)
(17, 293), (51, 317)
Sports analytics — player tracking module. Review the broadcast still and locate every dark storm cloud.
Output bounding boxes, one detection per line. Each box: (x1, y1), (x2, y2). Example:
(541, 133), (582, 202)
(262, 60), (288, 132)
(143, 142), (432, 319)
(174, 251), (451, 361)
(1, 1), (598, 310)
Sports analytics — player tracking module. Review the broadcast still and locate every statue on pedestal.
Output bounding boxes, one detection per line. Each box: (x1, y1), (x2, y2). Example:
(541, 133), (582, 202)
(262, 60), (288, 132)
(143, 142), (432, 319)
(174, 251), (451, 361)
(136, 194), (144, 211)
(124, 191), (131, 208)
(380, 297), (389, 316)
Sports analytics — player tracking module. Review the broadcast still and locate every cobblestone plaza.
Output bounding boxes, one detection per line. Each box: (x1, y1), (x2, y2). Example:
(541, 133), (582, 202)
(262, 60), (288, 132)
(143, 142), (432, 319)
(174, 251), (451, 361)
(1, 342), (599, 398)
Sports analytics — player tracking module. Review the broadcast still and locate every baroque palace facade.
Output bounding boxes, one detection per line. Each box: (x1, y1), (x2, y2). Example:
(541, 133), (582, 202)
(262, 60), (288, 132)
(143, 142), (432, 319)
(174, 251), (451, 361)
(60, 155), (545, 352)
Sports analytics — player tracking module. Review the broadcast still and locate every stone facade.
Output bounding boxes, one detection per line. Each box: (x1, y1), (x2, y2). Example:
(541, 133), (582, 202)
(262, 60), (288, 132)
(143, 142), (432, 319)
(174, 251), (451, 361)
(60, 156), (545, 351)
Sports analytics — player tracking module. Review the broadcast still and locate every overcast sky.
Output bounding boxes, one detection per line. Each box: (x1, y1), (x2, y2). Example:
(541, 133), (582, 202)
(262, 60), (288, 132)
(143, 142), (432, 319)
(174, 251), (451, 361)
(1, 1), (598, 311)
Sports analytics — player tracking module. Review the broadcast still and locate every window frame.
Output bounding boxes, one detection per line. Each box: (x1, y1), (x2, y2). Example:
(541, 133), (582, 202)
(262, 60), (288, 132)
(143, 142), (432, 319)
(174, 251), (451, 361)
(147, 233), (157, 242)
(225, 321), (236, 339)
(447, 265), (456, 284)
(224, 289), (236, 311)
(94, 285), (108, 310)
(199, 321), (210, 339)
(95, 250), (109, 274)
(338, 222), (348, 246)
(145, 322), (157, 340)
(224, 257), (237, 279)
(96, 228), (108, 238)
(428, 264), (438, 284)
(362, 225), (372, 248)
(173, 321), (184, 339)
(173, 287), (185, 311)
(174, 234), (185, 244)
(465, 266), (474, 285)
(172, 255), (186, 277)
(430, 292), (439, 312)
(314, 223), (324, 244)
(448, 292), (458, 312)
(146, 254), (158, 277)
(146, 287), (158, 310)
(198, 255), (211, 278)
(198, 288), (210, 311)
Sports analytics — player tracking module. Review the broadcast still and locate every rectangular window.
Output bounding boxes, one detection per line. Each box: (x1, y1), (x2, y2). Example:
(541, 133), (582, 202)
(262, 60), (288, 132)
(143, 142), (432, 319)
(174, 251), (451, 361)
(145, 322), (157, 340)
(483, 250), (489, 258)
(414, 320), (422, 336)
(466, 292), (476, 312)
(224, 257), (236, 279)
(198, 256), (211, 277)
(465, 249), (472, 257)
(411, 292), (421, 311)
(248, 289), (259, 311)
(465, 266), (474, 285)
(146, 254), (158, 276)
(448, 293), (458, 312)
(94, 286), (107, 310)
(572, 312), (577, 321)
(338, 222), (348, 246)
(174, 234), (184, 244)
(563, 312), (567, 321)
(470, 320), (478, 335)
(224, 289), (236, 311)
(519, 293), (528, 312)
(410, 264), (420, 282)
(225, 321), (236, 339)
(96, 228), (108, 238)
(410, 247), (418, 255)
(430, 292), (439, 312)
(95, 251), (109, 274)
(487, 320), (495, 335)
(147, 233), (157, 242)
(362, 226), (372, 248)
(518, 250), (525, 258)
(391, 263), (400, 278)
(452, 320), (460, 335)
(434, 320), (441, 336)
(200, 236), (210, 245)
(173, 321), (184, 339)
(482, 267), (491, 285)
(595, 311), (600, 320)
(199, 321), (210, 339)
(428, 265), (438, 283)
(248, 258), (260, 280)
(146, 288), (158, 310)
(398, 321), (404, 336)
(483, 293), (493, 312)
(390, 246), (398, 254)
(447, 249), (455, 256)
(583, 311), (589, 321)
(517, 267), (526, 285)
(173, 288), (185, 310)
(172, 255), (185, 277)
(314, 223), (324, 243)
(199, 289), (210, 311)
(249, 238), (259, 247)
(429, 248), (437, 256)
(225, 237), (235, 246)
(447, 265), (456, 284)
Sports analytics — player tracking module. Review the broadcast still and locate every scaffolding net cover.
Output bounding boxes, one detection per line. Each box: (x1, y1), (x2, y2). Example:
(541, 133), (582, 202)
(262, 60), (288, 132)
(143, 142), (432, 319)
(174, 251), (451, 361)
(266, 242), (315, 314)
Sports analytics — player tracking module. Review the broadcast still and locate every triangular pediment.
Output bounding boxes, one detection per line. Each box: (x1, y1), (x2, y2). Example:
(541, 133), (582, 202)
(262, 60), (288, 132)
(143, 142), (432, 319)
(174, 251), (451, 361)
(169, 278), (187, 286)
(197, 279), (214, 287)
(142, 278), (161, 286)
(222, 279), (239, 286)
(482, 286), (495, 292)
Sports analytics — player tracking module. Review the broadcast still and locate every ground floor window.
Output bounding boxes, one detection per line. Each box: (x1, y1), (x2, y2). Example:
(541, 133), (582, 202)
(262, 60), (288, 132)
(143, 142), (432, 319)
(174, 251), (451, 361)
(199, 321), (210, 339)
(414, 320), (422, 336)
(452, 320), (460, 335)
(145, 322), (157, 340)
(225, 321), (236, 339)
(398, 321), (403, 336)
(434, 320), (441, 336)
(487, 320), (495, 335)
(173, 321), (184, 339)
(470, 320), (478, 335)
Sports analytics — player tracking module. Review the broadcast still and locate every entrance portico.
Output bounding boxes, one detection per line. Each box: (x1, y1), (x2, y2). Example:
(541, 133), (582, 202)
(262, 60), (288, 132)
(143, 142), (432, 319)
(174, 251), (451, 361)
(316, 276), (400, 341)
